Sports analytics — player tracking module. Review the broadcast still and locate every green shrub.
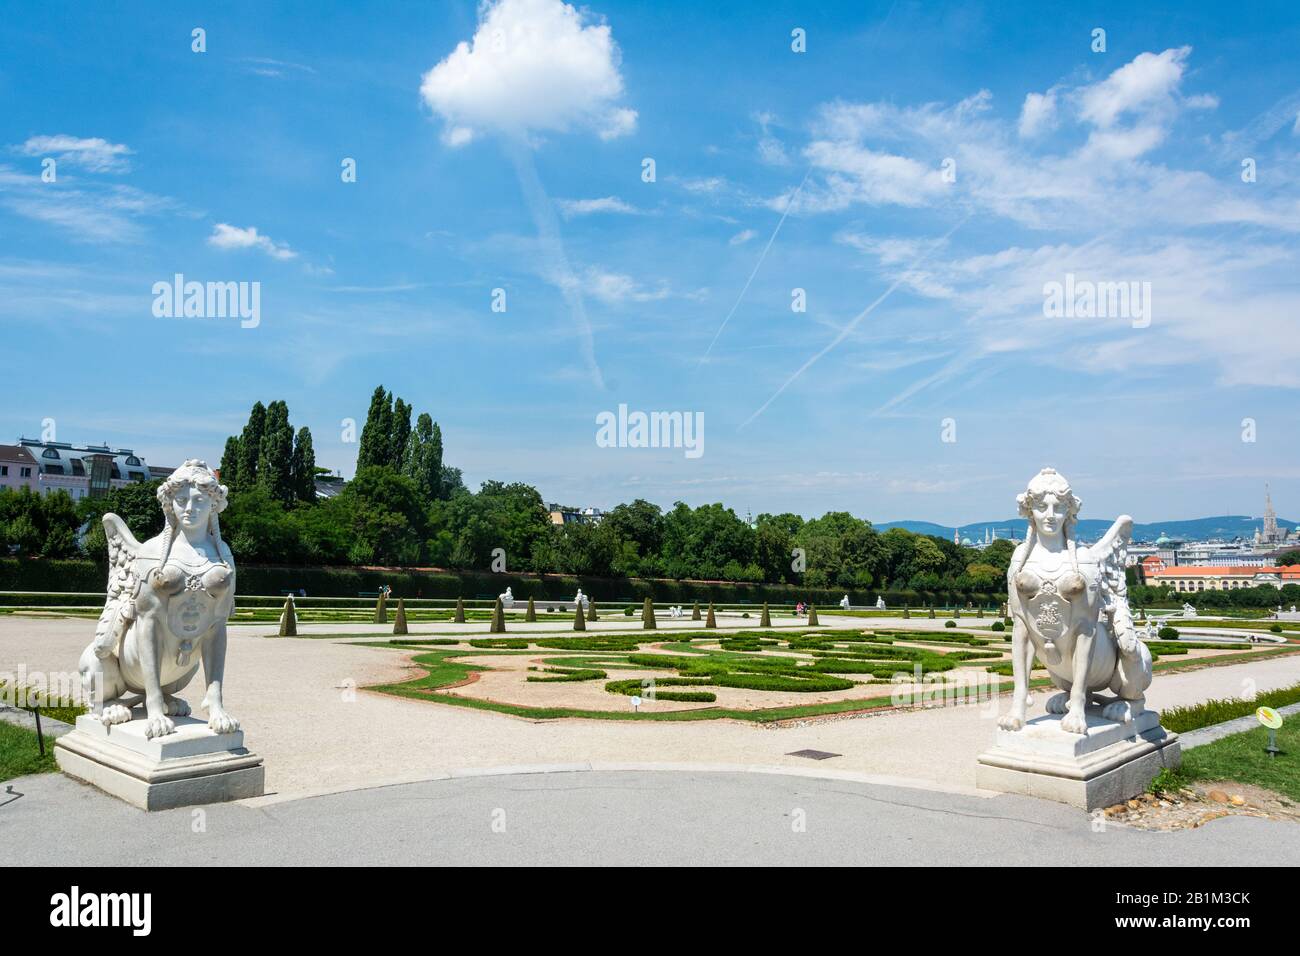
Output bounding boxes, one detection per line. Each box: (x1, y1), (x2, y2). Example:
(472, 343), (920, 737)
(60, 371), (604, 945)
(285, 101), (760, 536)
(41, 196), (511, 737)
(991, 620), (1005, 632)
(713, 672), (855, 693)
(1270, 624), (1283, 633)
(527, 667), (606, 683)
(604, 678), (717, 702)
(1158, 626), (1180, 639)
(944, 620), (956, 629)
(1160, 682), (1300, 733)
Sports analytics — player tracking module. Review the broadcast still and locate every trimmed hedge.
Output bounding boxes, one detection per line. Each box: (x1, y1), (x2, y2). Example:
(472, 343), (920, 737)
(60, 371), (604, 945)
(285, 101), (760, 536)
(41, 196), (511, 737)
(1160, 682), (1300, 734)
(0, 558), (1003, 608)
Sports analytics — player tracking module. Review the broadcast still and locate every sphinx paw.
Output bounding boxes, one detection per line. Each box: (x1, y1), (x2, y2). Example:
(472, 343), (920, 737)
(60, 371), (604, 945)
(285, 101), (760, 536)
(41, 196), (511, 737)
(1103, 699), (1142, 722)
(998, 711), (1025, 731)
(163, 696), (191, 717)
(1060, 710), (1088, 735)
(207, 710), (240, 735)
(99, 704), (133, 725)
(144, 715), (175, 739)
(1045, 692), (1070, 715)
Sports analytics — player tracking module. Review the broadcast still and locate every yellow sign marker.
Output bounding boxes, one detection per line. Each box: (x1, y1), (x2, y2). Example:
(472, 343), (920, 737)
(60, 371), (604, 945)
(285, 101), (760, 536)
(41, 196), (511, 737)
(1256, 706), (1283, 730)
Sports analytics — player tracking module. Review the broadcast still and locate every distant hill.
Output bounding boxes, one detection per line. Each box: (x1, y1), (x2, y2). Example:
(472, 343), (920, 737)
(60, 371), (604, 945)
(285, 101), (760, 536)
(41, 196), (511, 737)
(875, 515), (1297, 544)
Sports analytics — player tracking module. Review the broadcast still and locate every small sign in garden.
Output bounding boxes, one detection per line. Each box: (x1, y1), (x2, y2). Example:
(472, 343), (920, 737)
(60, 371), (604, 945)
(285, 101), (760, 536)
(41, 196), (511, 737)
(1256, 705), (1283, 757)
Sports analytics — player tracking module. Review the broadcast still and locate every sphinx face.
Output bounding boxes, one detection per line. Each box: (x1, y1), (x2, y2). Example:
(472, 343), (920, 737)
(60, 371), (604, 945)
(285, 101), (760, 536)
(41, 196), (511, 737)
(171, 483), (212, 535)
(1030, 493), (1065, 537)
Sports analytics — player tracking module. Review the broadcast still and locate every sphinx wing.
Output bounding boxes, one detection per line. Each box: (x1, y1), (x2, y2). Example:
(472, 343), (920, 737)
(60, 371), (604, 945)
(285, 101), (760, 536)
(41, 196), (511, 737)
(93, 514), (145, 655)
(1095, 516), (1134, 623)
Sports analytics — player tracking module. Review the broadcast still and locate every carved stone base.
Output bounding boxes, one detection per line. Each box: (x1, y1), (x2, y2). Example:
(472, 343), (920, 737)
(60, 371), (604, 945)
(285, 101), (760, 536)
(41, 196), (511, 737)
(55, 714), (264, 811)
(976, 708), (1180, 811)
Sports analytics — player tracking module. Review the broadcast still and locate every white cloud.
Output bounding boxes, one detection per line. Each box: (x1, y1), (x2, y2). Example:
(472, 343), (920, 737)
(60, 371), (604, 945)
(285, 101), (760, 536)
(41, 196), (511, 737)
(16, 135), (132, 172)
(1078, 47), (1190, 129)
(207, 223), (296, 260)
(574, 267), (670, 304)
(419, 0), (636, 145)
(796, 138), (947, 210)
(729, 229), (757, 245)
(555, 195), (637, 218)
(1018, 90), (1057, 138)
(678, 176), (726, 194)
(754, 111), (790, 165)
(0, 165), (179, 243)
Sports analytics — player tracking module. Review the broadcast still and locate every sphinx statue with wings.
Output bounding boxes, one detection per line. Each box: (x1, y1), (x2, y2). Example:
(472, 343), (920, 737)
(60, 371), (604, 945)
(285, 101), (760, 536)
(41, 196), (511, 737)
(78, 459), (240, 739)
(1000, 468), (1153, 735)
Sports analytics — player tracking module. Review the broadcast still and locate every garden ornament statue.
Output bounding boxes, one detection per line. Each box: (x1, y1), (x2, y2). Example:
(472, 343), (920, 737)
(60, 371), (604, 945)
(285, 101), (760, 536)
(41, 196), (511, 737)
(77, 460), (240, 739)
(1001, 467), (1153, 735)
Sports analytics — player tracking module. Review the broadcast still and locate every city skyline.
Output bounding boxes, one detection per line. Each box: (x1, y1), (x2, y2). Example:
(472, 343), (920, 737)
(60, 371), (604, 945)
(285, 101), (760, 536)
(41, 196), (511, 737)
(3, 1), (1300, 524)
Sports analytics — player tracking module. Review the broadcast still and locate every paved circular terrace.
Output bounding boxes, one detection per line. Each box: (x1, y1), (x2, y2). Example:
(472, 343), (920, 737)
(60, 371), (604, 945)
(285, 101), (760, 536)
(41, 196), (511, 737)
(7, 767), (1298, 866)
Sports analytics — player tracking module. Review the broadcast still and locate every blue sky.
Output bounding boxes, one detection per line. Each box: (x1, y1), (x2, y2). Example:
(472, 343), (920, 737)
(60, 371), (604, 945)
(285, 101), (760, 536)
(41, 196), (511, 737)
(2, 0), (1299, 526)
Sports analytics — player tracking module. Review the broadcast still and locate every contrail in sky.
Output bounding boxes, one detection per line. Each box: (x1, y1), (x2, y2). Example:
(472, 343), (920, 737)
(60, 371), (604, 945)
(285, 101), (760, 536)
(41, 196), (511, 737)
(740, 214), (970, 429)
(700, 166), (813, 363)
(508, 140), (605, 390)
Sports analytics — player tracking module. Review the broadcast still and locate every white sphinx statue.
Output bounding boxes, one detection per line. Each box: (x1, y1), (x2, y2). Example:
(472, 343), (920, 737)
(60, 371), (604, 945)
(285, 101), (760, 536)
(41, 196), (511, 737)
(499, 586), (515, 608)
(573, 588), (589, 609)
(839, 594), (850, 610)
(875, 595), (886, 610)
(1001, 468), (1152, 735)
(78, 460), (240, 739)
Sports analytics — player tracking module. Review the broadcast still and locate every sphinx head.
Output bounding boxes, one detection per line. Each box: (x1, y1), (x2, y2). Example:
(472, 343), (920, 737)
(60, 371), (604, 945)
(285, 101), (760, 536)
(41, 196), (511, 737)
(157, 459), (228, 539)
(1017, 467), (1081, 540)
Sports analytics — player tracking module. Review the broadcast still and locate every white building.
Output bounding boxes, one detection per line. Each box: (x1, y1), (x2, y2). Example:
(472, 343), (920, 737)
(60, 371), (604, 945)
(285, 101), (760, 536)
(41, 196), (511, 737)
(17, 438), (160, 501)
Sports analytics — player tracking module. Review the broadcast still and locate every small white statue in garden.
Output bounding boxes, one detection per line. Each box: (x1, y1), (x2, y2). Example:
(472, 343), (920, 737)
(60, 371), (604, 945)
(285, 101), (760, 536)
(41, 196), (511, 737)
(499, 586), (515, 608)
(839, 594), (850, 609)
(574, 589), (589, 609)
(1002, 468), (1152, 735)
(669, 605), (683, 618)
(78, 460), (240, 739)
(875, 595), (886, 610)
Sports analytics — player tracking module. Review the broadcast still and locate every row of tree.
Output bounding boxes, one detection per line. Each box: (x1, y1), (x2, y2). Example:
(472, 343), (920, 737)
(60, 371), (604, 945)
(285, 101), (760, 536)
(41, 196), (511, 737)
(218, 400), (316, 506)
(356, 385), (463, 502)
(17, 382), (1295, 599)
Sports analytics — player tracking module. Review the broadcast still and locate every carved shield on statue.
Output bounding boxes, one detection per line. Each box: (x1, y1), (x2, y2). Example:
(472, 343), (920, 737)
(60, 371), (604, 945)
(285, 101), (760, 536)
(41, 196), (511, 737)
(1026, 582), (1071, 643)
(167, 585), (219, 641)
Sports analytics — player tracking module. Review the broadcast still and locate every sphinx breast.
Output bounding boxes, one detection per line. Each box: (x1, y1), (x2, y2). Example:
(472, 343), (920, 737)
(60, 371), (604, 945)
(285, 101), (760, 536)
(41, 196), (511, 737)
(1014, 571), (1042, 597)
(1059, 571), (1087, 599)
(202, 565), (233, 594)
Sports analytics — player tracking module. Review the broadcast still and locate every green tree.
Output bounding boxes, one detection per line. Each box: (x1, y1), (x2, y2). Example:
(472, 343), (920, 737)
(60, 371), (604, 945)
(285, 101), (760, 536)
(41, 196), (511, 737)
(257, 400), (295, 506)
(0, 488), (81, 558)
(291, 426), (316, 504)
(236, 401), (267, 492)
(356, 386), (393, 471)
(218, 435), (241, 490)
(391, 398), (412, 471)
(337, 466), (428, 564)
(403, 413), (443, 501)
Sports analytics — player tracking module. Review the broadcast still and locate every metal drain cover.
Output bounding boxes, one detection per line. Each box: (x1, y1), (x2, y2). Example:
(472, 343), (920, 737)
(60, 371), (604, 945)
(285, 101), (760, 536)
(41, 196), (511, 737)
(786, 749), (841, 760)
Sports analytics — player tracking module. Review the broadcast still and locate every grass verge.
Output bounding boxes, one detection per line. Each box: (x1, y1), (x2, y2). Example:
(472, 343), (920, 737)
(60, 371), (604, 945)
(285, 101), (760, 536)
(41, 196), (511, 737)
(1152, 722), (1299, 802)
(0, 719), (58, 782)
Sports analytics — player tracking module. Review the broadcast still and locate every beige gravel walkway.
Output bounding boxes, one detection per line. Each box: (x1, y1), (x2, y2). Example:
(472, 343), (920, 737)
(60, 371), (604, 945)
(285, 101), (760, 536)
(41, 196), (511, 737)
(3, 616), (1297, 803)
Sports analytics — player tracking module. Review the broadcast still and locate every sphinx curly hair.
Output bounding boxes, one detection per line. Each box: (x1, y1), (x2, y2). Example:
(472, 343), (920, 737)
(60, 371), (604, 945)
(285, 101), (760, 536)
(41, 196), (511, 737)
(1016, 467), (1081, 521)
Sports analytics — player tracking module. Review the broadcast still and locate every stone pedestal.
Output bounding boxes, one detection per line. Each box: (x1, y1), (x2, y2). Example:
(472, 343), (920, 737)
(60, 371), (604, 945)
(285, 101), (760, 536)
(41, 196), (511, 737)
(976, 708), (1180, 811)
(56, 715), (264, 811)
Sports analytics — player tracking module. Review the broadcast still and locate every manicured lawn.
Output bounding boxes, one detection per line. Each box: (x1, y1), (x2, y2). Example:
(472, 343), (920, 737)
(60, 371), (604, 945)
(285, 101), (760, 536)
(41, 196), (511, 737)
(1165, 723), (1300, 802)
(0, 720), (58, 782)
